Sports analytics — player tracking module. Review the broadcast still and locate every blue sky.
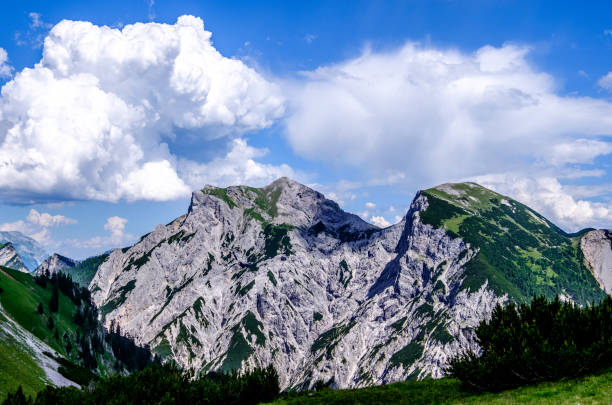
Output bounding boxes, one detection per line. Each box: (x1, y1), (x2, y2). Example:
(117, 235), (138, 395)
(1, 0), (612, 259)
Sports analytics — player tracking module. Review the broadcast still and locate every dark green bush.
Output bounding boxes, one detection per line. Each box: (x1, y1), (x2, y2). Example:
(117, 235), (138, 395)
(448, 295), (612, 392)
(3, 363), (280, 405)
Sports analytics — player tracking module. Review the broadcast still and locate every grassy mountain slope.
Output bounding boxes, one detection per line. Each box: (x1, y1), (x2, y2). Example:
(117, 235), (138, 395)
(269, 368), (612, 405)
(0, 311), (48, 398)
(63, 254), (109, 288)
(0, 266), (131, 399)
(420, 182), (604, 304)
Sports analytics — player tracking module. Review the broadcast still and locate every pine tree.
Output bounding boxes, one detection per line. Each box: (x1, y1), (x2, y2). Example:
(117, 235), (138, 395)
(37, 303), (43, 315)
(49, 284), (59, 312)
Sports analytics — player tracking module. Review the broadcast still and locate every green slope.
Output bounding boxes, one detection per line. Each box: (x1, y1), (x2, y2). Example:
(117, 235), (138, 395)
(0, 267), (80, 355)
(420, 182), (604, 304)
(0, 312), (47, 399)
(268, 368), (612, 405)
(0, 266), (124, 399)
(63, 253), (109, 288)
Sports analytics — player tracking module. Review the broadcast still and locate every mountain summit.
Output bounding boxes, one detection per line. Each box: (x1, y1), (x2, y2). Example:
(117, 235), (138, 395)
(87, 178), (610, 389)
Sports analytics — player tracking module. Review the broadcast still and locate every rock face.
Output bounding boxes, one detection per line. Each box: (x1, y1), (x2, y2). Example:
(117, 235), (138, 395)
(35, 254), (79, 277)
(0, 243), (29, 273)
(581, 230), (612, 294)
(0, 231), (48, 271)
(89, 178), (606, 389)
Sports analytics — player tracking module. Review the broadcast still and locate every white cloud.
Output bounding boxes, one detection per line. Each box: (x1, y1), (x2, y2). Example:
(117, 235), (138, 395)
(547, 139), (612, 166)
(370, 215), (391, 228)
(286, 42), (612, 186)
(177, 138), (295, 188)
(365, 202), (376, 209)
(0, 16), (286, 203)
(598, 72), (612, 91)
(71, 216), (132, 250)
(28, 12), (52, 29)
(27, 209), (76, 227)
(0, 48), (12, 78)
(0, 209), (77, 247)
(104, 216), (128, 244)
(474, 173), (612, 231)
(14, 12), (53, 48)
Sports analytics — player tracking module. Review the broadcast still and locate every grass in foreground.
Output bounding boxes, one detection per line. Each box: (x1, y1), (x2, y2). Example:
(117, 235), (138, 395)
(269, 368), (612, 405)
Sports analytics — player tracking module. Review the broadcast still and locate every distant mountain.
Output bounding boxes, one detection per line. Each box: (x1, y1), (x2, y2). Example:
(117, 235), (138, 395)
(0, 243), (28, 273)
(87, 178), (611, 389)
(35, 254), (79, 277)
(0, 231), (48, 271)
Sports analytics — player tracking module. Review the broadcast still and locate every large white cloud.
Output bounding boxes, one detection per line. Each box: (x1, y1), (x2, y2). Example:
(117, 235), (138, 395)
(474, 173), (612, 231)
(286, 43), (612, 182)
(0, 16), (285, 203)
(285, 42), (612, 229)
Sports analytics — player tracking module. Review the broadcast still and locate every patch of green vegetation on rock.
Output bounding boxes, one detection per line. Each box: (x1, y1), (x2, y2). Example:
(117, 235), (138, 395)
(237, 311), (266, 346)
(390, 341), (424, 369)
(99, 280), (136, 318)
(202, 187), (237, 209)
(311, 321), (356, 356)
(264, 224), (294, 259)
(168, 230), (195, 245)
(338, 259), (352, 288)
(220, 330), (254, 373)
(267, 271), (278, 286)
(313, 312), (323, 322)
(152, 336), (173, 360)
(431, 324), (454, 344)
(237, 280), (255, 296)
(391, 316), (407, 332)
(149, 276), (195, 324)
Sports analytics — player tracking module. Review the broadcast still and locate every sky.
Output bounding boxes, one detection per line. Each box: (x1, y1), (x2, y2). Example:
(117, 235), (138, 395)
(1, 0), (612, 259)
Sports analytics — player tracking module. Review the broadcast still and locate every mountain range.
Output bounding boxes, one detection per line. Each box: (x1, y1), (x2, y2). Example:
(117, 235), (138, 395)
(1, 178), (611, 392)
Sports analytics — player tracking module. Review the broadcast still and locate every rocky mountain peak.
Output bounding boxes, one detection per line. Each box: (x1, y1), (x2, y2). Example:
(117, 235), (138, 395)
(0, 242), (29, 273)
(190, 178), (377, 234)
(35, 253), (79, 276)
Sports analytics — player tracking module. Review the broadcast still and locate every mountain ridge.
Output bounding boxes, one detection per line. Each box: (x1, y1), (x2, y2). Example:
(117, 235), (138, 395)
(85, 178), (610, 389)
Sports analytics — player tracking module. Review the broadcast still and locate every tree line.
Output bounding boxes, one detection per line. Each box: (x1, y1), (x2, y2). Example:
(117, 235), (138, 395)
(3, 364), (280, 405)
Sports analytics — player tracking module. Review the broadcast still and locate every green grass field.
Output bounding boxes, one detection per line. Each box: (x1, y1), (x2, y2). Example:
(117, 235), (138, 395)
(269, 369), (612, 405)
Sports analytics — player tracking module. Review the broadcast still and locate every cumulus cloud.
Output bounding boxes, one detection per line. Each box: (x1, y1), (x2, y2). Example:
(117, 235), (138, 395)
(474, 173), (612, 231)
(27, 209), (76, 227)
(0, 48), (12, 78)
(286, 43), (612, 184)
(370, 215), (391, 228)
(0, 16), (286, 203)
(0, 209), (76, 245)
(104, 216), (128, 244)
(177, 138), (295, 188)
(72, 216), (132, 250)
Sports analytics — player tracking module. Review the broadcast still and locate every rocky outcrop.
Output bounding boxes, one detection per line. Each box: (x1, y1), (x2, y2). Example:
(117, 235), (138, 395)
(89, 178), (505, 389)
(0, 242), (29, 273)
(35, 254), (79, 277)
(581, 230), (612, 294)
(0, 231), (48, 271)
